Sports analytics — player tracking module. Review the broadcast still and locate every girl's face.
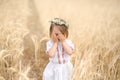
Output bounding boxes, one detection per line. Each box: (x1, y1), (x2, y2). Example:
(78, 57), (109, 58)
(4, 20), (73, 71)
(51, 26), (67, 42)
(52, 26), (61, 37)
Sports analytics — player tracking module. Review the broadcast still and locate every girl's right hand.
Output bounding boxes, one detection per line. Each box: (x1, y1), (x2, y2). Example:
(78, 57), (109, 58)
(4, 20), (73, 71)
(51, 32), (58, 43)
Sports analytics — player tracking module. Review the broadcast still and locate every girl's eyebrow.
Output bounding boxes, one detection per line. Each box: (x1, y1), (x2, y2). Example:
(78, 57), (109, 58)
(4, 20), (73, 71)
(55, 32), (61, 34)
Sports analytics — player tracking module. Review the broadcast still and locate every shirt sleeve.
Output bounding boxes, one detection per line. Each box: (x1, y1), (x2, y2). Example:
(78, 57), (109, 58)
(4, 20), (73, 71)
(46, 40), (53, 54)
(65, 39), (74, 50)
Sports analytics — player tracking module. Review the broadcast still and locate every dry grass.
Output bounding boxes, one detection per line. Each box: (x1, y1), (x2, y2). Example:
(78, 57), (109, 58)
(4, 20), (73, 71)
(0, 0), (120, 80)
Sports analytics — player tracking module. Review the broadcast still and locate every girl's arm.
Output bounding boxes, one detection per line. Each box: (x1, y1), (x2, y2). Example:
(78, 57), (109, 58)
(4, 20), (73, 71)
(47, 42), (57, 58)
(62, 41), (74, 55)
(57, 33), (74, 55)
(47, 31), (58, 58)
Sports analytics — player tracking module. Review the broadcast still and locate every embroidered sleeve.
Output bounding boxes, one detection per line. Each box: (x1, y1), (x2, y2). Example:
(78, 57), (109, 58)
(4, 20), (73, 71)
(66, 39), (74, 50)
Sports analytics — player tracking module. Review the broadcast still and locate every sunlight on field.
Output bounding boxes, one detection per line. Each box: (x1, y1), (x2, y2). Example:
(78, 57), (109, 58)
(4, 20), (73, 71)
(0, 0), (120, 80)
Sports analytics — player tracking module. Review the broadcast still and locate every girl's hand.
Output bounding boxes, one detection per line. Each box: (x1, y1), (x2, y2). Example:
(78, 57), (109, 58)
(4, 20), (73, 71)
(58, 33), (66, 42)
(51, 32), (58, 43)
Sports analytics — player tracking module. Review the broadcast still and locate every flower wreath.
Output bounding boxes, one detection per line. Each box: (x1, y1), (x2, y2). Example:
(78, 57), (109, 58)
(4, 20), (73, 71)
(49, 18), (69, 29)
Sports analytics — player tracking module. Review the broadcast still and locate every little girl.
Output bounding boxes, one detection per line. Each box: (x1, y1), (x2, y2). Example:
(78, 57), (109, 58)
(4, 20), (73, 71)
(43, 18), (74, 80)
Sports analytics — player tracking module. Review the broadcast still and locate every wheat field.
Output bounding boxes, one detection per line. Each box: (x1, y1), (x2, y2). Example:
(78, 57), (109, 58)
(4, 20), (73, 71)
(0, 0), (120, 80)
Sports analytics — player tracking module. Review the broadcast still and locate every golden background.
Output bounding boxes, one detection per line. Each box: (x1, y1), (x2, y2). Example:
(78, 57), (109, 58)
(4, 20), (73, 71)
(0, 0), (120, 80)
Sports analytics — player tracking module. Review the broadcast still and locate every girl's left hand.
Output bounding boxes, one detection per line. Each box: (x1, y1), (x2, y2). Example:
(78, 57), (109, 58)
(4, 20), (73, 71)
(58, 33), (66, 42)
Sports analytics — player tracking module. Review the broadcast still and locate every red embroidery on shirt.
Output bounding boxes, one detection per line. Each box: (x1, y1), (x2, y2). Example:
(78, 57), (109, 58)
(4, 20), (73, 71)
(62, 47), (65, 63)
(57, 46), (61, 64)
(57, 45), (66, 64)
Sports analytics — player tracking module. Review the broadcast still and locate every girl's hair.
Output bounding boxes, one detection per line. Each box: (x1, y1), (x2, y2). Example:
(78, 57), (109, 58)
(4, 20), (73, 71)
(49, 18), (69, 38)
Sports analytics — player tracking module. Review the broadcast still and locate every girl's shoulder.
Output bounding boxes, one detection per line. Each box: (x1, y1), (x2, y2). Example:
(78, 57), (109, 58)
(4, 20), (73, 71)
(65, 39), (73, 43)
(65, 39), (74, 49)
(46, 39), (54, 45)
(65, 39), (74, 46)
